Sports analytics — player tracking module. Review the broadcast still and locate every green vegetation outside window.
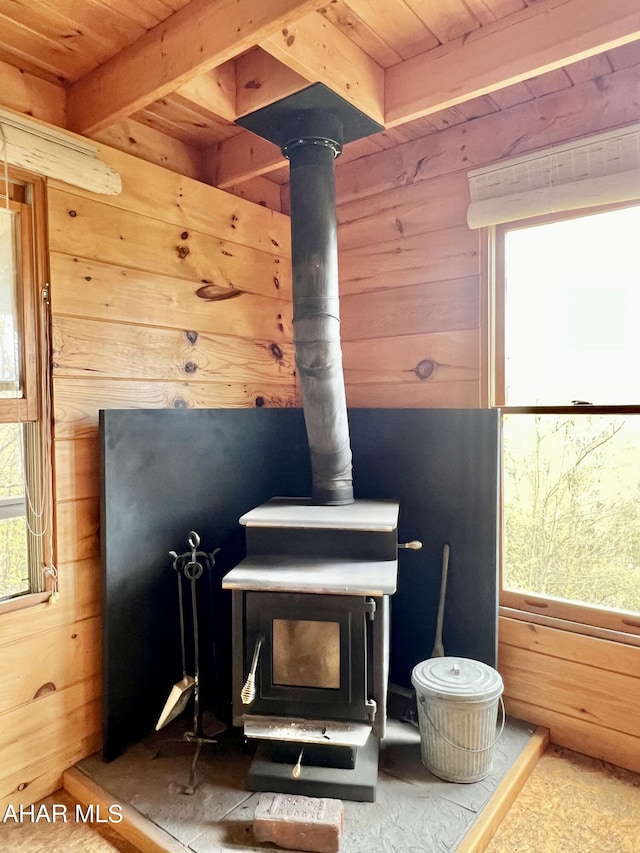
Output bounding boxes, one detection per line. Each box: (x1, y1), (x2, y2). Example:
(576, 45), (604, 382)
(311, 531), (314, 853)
(494, 203), (640, 637)
(0, 174), (52, 604)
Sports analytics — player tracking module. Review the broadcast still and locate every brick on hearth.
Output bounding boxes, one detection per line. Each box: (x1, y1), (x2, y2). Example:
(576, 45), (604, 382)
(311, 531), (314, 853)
(253, 792), (344, 853)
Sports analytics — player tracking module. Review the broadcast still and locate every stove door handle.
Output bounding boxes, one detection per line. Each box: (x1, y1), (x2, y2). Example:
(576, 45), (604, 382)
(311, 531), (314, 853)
(241, 635), (264, 705)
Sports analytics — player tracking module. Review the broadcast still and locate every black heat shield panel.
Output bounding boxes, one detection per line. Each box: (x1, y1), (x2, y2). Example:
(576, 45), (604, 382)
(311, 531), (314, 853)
(99, 407), (311, 761)
(100, 407), (498, 760)
(347, 409), (500, 686)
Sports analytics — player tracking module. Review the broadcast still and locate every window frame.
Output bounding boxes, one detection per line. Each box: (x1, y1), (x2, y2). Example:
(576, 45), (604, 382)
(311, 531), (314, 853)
(489, 201), (640, 645)
(0, 167), (53, 612)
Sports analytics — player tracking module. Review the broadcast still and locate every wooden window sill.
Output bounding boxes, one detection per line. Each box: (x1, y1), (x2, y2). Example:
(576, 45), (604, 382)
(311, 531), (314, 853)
(0, 590), (50, 616)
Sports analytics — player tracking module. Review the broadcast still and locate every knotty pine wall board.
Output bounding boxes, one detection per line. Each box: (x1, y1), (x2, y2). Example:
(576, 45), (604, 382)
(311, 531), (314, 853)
(338, 224), (479, 295)
(49, 254), (293, 343)
(0, 616), (101, 716)
(341, 276), (479, 341)
(0, 731), (102, 815)
(0, 58), (66, 126)
(345, 380), (481, 409)
(0, 559), (100, 646)
(52, 316), (294, 383)
(342, 329), (479, 386)
(55, 496), (100, 566)
(0, 680), (101, 809)
(52, 378), (296, 442)
(500, 619), (640, 773)
(49, 146), (290, 258)
(337, 171), (470, 251)
(92, 120), (204, 182)
(54, 435), (99, 502)
(47, 190), (290, 301)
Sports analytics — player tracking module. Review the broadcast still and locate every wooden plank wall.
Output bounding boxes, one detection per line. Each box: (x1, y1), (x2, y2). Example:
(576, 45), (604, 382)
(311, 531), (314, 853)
(335, 58), (640, 772)
(0, 142), (295, 811)
(2, 52), (640, 812)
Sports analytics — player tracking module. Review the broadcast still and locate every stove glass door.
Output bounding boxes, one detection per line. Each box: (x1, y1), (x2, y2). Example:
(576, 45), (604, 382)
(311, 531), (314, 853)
(244, 591), (372, 722)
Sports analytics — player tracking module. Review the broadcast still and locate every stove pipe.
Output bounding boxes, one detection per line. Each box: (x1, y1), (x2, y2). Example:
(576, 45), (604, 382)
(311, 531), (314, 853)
(236, 85), (383, 506)
(282, 111), (352, 505)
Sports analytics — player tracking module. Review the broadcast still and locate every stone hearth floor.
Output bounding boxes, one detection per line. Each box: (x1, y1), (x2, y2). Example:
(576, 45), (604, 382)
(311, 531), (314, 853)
(64, 714), (542, 852)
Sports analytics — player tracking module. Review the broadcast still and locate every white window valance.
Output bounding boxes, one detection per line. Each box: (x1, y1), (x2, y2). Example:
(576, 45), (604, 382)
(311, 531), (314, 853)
(466, 123), (640, 229)
(0, 107), (121, 196)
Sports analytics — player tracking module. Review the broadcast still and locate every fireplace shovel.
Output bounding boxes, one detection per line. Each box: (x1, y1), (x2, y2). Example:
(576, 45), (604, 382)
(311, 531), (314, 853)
(155, 550), (195, 731)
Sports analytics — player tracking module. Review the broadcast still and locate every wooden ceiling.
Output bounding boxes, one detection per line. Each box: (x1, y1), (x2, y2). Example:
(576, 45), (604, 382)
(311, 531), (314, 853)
(1, 0), (639, 201)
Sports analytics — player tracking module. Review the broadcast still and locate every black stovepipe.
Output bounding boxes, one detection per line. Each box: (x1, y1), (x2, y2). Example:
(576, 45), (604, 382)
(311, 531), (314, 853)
(282, 110), (354, 505)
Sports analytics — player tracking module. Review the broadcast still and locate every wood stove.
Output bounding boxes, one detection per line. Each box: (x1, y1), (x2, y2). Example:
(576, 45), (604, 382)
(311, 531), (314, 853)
(223, 86), (398, 800)
(222, 498), (399, 801)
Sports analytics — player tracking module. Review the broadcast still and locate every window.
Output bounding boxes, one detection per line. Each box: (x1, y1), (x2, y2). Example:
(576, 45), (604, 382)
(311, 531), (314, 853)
(493, 202), (640, 637)
(0, 171), (53, 604)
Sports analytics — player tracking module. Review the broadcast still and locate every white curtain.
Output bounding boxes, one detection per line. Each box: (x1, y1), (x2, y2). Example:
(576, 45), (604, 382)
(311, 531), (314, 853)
(466, 122), (640, 229)
(0, 107), (121, 195)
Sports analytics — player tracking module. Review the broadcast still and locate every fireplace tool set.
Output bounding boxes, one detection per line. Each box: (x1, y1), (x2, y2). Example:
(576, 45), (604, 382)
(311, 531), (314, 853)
(156, 530), (221, 794)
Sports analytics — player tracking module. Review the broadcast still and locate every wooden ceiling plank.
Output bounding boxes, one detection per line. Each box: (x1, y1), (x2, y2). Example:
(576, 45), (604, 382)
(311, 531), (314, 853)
(0, 13), (93, 83)
(236, 49), (309, 118)
(176, 62), (237, 123)
(459, 0), (527, 28)
(317, 0), (404, 69)
(385, 0), (640, 126)
(402, 0), (483, 43)
(261, 11), (385, 125)
(67, 0), (328, 136)
(4, 0), (146, 69)
(92, 0), (192, 30)
(340, 0), (440, 60)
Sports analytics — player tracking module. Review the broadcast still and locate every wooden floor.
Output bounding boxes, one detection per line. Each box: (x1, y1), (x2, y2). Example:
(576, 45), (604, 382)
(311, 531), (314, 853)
(486, 744), (640, 853)
(2, 743), (639, 851)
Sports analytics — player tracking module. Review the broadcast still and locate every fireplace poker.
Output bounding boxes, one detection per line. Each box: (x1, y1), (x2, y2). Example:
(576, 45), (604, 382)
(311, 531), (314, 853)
(431, 543), (450, 658)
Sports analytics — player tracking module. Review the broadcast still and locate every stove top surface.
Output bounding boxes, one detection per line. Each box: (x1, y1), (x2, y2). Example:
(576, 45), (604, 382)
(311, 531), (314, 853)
(240, 498), (400, 531)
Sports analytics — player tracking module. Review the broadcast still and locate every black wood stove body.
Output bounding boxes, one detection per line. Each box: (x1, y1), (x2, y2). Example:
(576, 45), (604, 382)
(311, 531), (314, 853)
(222, 497), (399, 801)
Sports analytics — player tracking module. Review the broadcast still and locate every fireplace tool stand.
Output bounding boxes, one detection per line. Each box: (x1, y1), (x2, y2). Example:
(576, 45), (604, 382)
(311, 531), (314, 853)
(157, 531), (221, 794)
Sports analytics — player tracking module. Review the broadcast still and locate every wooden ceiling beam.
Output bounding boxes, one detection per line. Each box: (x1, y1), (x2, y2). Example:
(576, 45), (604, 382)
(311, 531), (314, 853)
(67, 0), (328, 135)
(204, 132), (285, 190)
(207, 18), (385, 192)
(235, 49), (309, 119)
(176, 63), (237, 123)
(385, 0), (640, 126)
(261, 11), (385, 125)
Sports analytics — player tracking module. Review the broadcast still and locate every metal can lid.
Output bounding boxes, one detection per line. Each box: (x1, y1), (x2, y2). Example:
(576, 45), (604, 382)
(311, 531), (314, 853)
(411, 656), (503, 702)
